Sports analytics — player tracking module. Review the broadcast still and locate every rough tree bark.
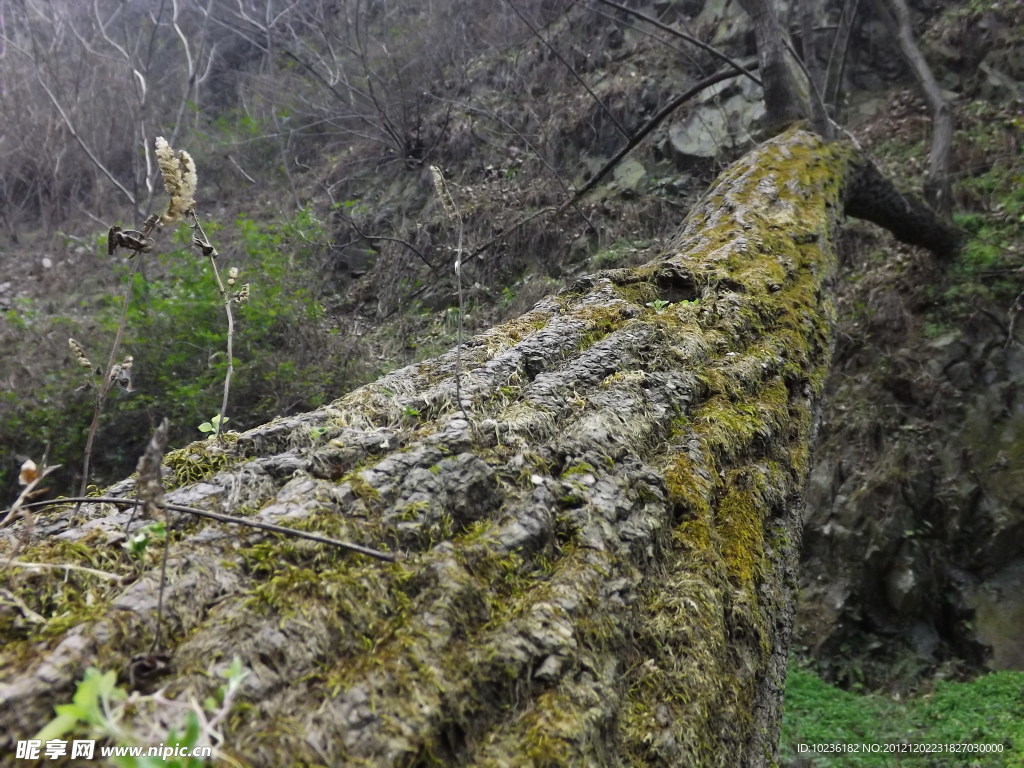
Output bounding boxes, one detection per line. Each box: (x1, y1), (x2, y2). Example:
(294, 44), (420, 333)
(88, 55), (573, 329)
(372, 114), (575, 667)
(0, 129), (951, 767)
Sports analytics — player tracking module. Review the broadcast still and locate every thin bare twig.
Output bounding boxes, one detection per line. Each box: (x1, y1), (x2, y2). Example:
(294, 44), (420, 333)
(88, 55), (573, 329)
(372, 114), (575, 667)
(782, 32), (833, 138)
(590, 0), (761, 86)
(4, 560), (124, 582)
(558, 63), (759, 214)
(134, 418), (171, 651)
(430, 166), (468, 420)
(469, 206), (559, 260)
(345, 215), (437, 273)
(1006, 290), (1024, 349)
(506, 0), (629, 139)
(136, 418), (169, 523)
(78, 257), (143, 504)
(6, 497), (398, 562)
(457, 64), (759, 261)
(185, 211), (231, 441)
(227, 154), (257, 184)
(824, 0), (859, 121)
(33, 74), (138, 209)
(873, 0), (954, 217)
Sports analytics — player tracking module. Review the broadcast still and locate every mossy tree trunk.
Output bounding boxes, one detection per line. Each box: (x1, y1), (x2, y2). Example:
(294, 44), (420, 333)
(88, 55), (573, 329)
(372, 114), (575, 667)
(2, 129), (925, 767)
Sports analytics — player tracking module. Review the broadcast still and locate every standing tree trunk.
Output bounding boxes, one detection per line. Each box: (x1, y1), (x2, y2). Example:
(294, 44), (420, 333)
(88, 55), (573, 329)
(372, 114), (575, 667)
(872, 0), (956, 217)
(738, 0), (812, 129)
(0, 129), (948, 767)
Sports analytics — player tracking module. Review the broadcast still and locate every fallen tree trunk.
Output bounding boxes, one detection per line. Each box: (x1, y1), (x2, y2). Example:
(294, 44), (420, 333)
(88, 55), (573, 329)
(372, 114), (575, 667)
(0, 129), (943, 766)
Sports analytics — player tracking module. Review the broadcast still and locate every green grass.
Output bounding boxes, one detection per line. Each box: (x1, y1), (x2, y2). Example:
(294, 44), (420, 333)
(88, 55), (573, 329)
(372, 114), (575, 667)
(780, 666), (1024, 767)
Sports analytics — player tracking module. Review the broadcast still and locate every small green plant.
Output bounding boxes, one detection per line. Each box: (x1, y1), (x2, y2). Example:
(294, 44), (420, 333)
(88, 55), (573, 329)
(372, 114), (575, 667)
(500, 285), (517, 308)
(403, 405), (421, 419)
(123, 521), (168, 559)
(35, 658), (248, 767)
(198, 414), (228, 437)
(646, 299), (671, 314)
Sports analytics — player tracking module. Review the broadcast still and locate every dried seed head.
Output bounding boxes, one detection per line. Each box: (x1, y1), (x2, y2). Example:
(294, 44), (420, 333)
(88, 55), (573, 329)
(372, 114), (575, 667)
(109, 355), (135, 392)
(68, 338), (93, 370)
(156, 136), (197, 224)
(179, 150), (198, 203)
(429, 165), (458, 223)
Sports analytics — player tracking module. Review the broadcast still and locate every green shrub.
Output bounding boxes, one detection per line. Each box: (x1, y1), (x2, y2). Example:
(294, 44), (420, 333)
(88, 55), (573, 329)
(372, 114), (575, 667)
(0, 206), (352, 498)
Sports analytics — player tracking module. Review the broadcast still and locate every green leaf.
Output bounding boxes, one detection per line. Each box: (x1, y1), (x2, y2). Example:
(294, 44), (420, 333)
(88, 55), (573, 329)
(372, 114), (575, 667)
(35, 709), (84, 741)
(74, 668), (119, 715)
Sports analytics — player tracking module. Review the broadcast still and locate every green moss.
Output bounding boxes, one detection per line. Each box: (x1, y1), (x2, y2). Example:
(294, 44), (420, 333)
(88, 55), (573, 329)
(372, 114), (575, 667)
(343, 471), (381, 502)
(248, 565), (319, 612)
(664, 449), (716, 520)
(522, 690), (577, 765)
(0, 533), (134, 643)
(694, 381), (789, 461)
(569, 302), (634, 350)
(454, 518), (494, 546)
(617, 130), (851, 763)
(480, 311), (550, 355)
(560, 462), (596, 479)
(574, 600), (618, 650)
(622, 556), (736, 765)
(395, 499), (431, 521)
(717, 477), (766, 588)
(510, 451), (555, 487)
(163, 439), (237, 487)
(611, 277), (661, 308)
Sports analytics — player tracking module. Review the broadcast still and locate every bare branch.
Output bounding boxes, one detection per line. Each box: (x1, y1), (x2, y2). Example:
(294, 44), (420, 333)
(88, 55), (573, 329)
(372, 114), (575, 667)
(591, 0), (761, 86)
(871, 0), (954, 217)
(5, 560), (123, 582)
(506, 0), (630, 139)
(33, 72), (137, 207)
(8, 497), (397, 562)
(824, 0), (860, 122)
(558, 63), (760, 214)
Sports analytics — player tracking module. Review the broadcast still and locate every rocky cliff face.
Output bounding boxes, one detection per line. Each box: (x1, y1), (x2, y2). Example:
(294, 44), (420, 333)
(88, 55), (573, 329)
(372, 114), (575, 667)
(790, 0), (1024, 686)
(797, 230), (1024, 687)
